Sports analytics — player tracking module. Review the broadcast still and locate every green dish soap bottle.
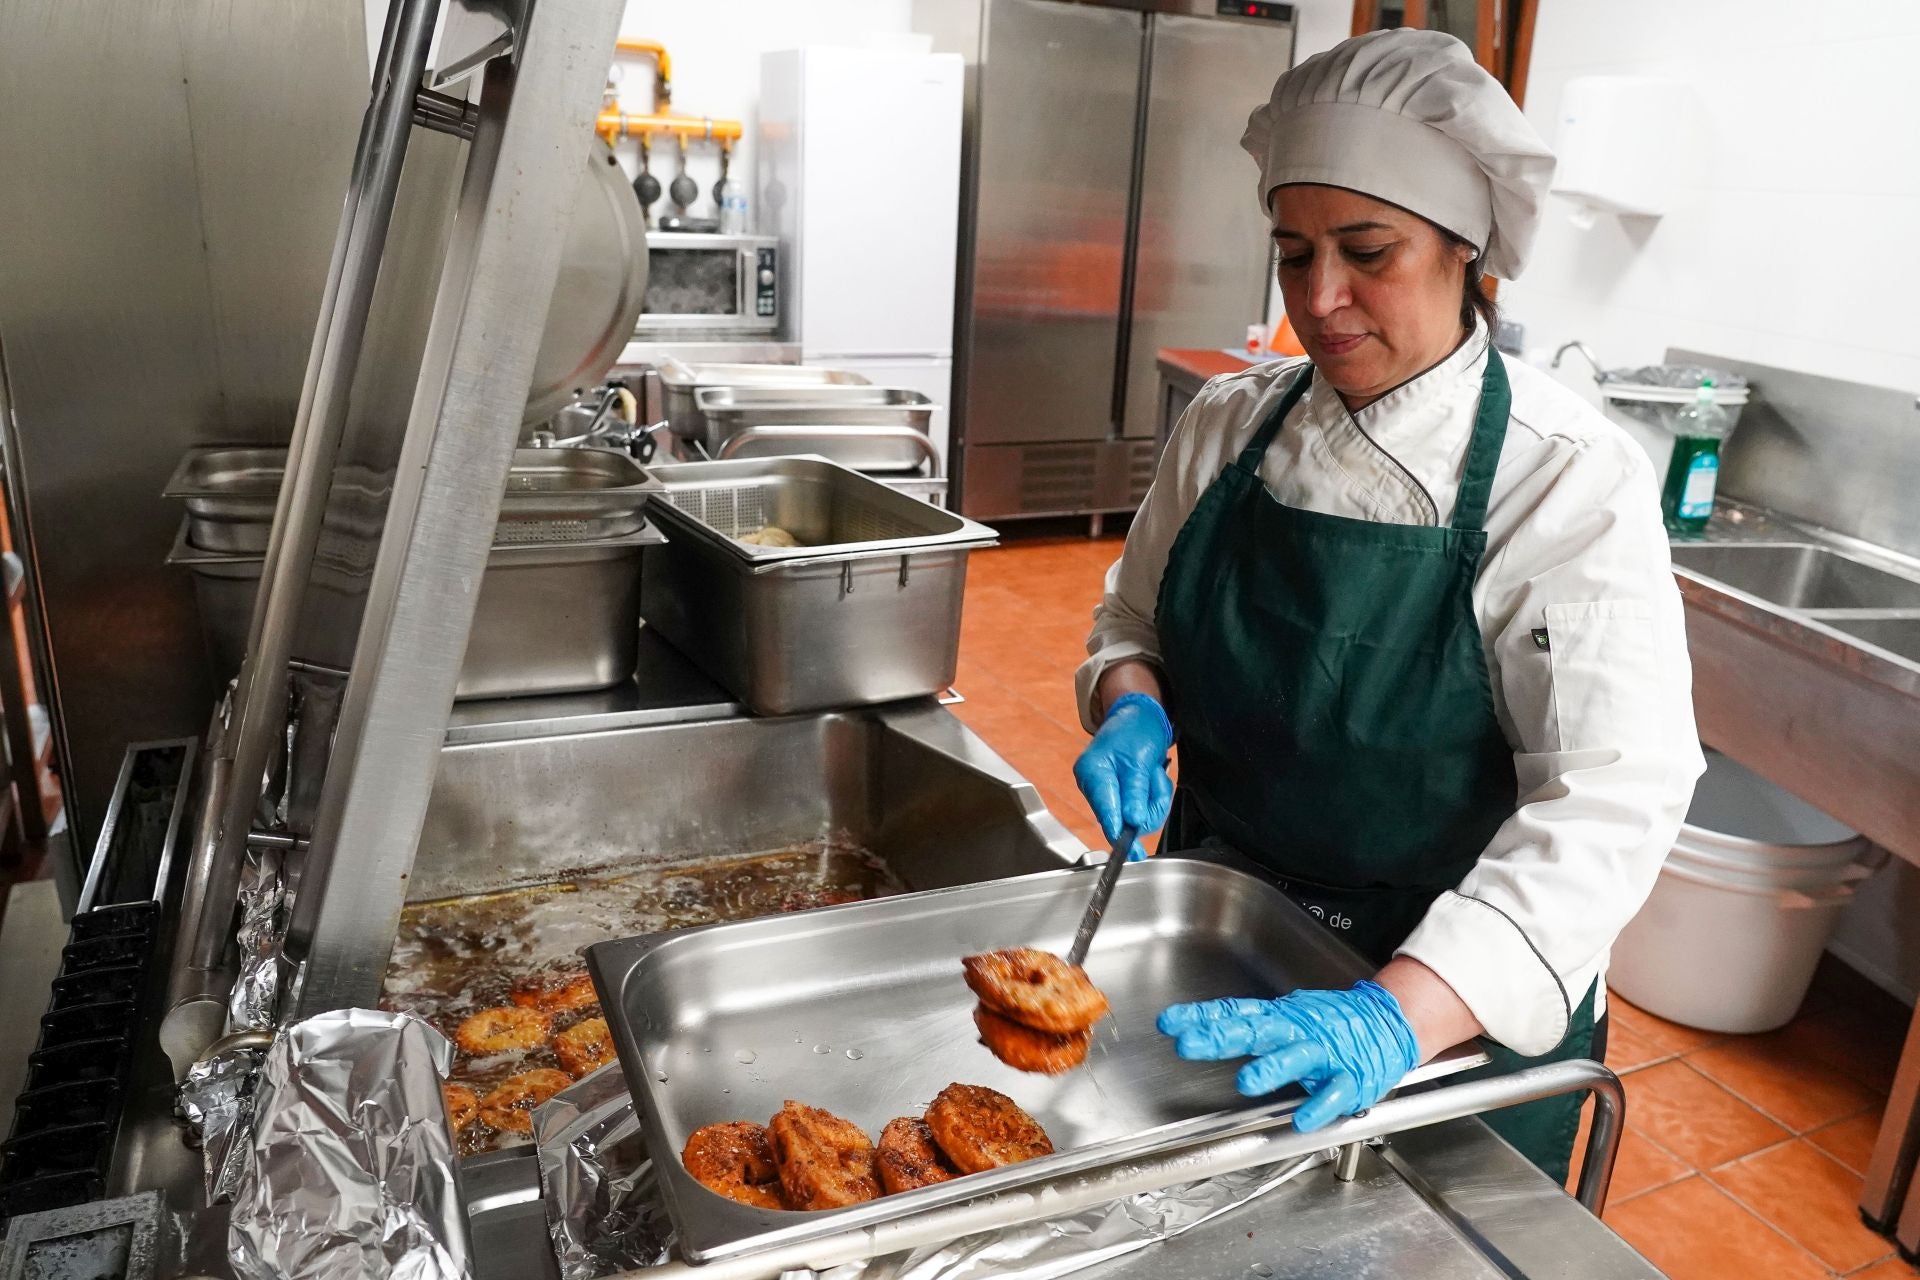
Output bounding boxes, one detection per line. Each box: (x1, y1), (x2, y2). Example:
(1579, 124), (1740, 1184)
(1662, 378), (1728, 535)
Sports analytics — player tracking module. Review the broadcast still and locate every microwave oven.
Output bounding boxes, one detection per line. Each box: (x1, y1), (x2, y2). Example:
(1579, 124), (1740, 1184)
(636, 232), (780, 336)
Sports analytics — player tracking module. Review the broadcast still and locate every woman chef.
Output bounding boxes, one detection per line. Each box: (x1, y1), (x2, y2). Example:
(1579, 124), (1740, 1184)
(1072, 29), (1704, 1181)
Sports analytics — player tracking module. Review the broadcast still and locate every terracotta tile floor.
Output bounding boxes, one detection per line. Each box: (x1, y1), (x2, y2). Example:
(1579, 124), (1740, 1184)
(949, 532), (1920, 1279)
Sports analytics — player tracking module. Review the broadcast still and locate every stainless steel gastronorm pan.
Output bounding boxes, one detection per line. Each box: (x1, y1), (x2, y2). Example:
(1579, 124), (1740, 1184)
(640, 457), (995, 713)
(165, 445), (660, 552)
(658, 361), (871, 440)
(692, 387), (937, 472)
(169, 522), (664, 699)
(586, 857), (1488, 1264)
(645, 456), (991, 567)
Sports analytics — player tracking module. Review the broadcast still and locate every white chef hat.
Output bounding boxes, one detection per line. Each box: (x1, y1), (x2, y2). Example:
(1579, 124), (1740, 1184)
(1241, 29), (1555, 280)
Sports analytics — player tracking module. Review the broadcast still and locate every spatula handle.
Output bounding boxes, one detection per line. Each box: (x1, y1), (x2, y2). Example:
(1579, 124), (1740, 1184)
(1066, 824), (1137, 968)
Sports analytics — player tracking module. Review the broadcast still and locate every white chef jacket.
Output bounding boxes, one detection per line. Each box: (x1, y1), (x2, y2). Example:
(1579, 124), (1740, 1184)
(1076, 325), (1705, 1057)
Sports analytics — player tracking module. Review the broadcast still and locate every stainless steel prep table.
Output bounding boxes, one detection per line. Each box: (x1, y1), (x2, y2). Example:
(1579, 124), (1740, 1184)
(1665, 499), (1920, 1250)
(459, 1113), (1659, 1280)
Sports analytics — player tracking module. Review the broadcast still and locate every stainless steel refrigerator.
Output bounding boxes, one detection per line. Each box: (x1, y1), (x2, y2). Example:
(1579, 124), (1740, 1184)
(920, 0), (1296, 522)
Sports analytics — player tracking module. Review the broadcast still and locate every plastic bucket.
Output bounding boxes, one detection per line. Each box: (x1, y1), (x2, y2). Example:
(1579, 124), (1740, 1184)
(1609, 751), (1883, 1034)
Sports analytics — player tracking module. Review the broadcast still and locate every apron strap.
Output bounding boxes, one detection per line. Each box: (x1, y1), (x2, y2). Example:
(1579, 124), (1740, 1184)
(1234, 367), (1313, 473)
(1449, 347), (1513, 534)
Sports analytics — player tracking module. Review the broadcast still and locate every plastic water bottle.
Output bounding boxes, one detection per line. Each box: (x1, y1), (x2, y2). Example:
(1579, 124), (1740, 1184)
(1661, 378), (1729, 535)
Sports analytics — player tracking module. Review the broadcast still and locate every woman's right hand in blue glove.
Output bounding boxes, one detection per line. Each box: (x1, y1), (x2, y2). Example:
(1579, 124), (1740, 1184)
(1073, 692), (1175, 861)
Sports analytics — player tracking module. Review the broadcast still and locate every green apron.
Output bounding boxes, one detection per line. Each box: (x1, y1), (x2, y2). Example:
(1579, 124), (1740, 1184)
(1155, 349), (1594, 1182)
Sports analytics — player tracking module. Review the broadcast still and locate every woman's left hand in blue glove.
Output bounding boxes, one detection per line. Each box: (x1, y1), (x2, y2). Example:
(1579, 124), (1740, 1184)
(1156, 980), (1420, 1132)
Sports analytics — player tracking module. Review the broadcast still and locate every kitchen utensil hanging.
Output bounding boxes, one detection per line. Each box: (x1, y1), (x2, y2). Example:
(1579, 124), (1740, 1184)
(632, 136), (661, 223)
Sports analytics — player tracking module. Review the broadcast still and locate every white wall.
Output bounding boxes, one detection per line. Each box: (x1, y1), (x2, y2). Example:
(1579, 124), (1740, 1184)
(1505, 0), (1920, 400)
(607, 2), (919, 227)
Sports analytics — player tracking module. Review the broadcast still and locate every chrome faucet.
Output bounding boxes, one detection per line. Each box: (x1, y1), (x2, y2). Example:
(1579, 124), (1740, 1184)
(1551, 341), (1606, 381)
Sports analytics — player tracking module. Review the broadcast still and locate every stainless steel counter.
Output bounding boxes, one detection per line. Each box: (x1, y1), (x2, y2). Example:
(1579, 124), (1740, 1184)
(1671, 500), (1920, 868)
(1667, 500), (1920, 1249)
(460, 1115), (1659, 1280)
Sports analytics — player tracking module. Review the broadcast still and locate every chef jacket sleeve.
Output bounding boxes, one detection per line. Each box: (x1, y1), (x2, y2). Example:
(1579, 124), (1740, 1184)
(1394, 431), (1706, 1058)
(1073, 377), (1239, 732)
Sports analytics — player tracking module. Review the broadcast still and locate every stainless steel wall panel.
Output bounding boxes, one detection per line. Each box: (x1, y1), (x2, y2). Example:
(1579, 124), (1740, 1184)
(180, 1), (370, 436)
(959, 0), (1144, 449)
(1121, 13), (1292, 441)
(0, 0), (365, 847)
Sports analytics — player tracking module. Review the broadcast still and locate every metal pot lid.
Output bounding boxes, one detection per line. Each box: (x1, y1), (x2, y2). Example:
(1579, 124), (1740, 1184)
(523, 142), (648, 425)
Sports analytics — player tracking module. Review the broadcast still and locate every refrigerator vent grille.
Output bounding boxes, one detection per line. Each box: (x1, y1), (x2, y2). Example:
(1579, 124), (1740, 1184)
(1127, 441), (1158, 501)
(1018, 444), (1100, 509)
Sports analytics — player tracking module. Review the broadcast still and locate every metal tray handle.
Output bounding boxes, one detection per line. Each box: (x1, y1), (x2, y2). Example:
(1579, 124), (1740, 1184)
(615, 1059), (1624, 1280)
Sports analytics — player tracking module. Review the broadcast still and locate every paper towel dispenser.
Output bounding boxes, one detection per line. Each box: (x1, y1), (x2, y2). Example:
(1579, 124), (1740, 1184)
(1551, 76), (1701, 219)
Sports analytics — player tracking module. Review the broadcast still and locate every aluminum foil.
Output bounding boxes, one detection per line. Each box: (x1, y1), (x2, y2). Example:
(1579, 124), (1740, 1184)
(179, 1043), (267, 1202)
(227, 842), (287, 1031)
(228, 1009), (470, 1280)
(821, 1154), (1323, 1280)
(534, 1075), (1322, 1280)
(535, 1066), (674, 1279)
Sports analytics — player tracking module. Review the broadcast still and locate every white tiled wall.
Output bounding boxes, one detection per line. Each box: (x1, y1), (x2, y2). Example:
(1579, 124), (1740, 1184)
(1505, 0), (1920, 400)
(1507, 1), (1920, 1005)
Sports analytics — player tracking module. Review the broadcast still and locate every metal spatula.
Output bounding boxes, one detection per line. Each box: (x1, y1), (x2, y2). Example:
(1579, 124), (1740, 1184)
(1065, 824), (1138, 968)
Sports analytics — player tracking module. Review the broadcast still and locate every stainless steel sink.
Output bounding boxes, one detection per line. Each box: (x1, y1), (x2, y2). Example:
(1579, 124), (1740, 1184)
(1829, 617), (1920, 663)
(1671, 543), (1920, 610)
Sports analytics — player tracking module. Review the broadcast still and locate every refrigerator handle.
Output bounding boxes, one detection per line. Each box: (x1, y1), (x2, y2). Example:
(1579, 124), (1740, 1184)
(1109, 13), (1155, 441)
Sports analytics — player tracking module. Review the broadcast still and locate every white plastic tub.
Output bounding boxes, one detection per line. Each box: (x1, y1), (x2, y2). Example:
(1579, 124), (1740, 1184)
(1610, 750), (1884, 1034)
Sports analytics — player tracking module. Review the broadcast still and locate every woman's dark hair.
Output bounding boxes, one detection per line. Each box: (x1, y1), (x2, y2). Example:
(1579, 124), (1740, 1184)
(1441, 228), (1500, 335)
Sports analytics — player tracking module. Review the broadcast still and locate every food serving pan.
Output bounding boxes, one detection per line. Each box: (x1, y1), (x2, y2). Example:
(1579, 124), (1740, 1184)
(165, 445), (661, 553)
(585, 857), (1488, 1265)
(691, 386), (937, 471)
(640, 456), (995, 713)
(169, 521), (666, 700)
(657, 360), (870, 440)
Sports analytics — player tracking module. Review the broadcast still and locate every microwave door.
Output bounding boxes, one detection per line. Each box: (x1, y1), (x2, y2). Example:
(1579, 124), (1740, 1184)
(644, 245), (742, 326)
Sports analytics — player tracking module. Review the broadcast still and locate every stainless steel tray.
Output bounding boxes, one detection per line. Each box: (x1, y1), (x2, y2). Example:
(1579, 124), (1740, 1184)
(170, 521), (666, 700)
(692, 387), (936, 470)
(713, 423), (936, 475)
(585, 857), (1488, 1265)
(166, 445), (661, 552)
(646, 455), (993, 571)
(658, 360), (870, 440)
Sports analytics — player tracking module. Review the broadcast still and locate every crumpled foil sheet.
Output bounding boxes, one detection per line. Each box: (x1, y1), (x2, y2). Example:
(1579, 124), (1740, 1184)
(533, 1072), (1322, 1280)
(535, 1065), (674, 1279)
(179, 1044), (266, 1203)
(228, 842), (287, 1031)
(228, 1009), (470, 1280)
(820, 1154), (1322, 1280)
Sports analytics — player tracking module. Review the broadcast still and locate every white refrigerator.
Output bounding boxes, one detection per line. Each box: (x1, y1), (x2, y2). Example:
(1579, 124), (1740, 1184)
(757, 47), (965, 474)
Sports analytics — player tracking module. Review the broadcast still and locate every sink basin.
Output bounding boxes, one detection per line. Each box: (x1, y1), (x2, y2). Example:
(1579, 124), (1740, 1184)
(1671, 544), (1920, 610)
(1828, 617), (1920, 664)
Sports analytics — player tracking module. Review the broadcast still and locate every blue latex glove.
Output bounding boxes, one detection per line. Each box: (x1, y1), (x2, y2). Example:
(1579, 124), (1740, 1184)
(1072, 692), (1175, 861)
(1157, 981), (1420, 1132)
